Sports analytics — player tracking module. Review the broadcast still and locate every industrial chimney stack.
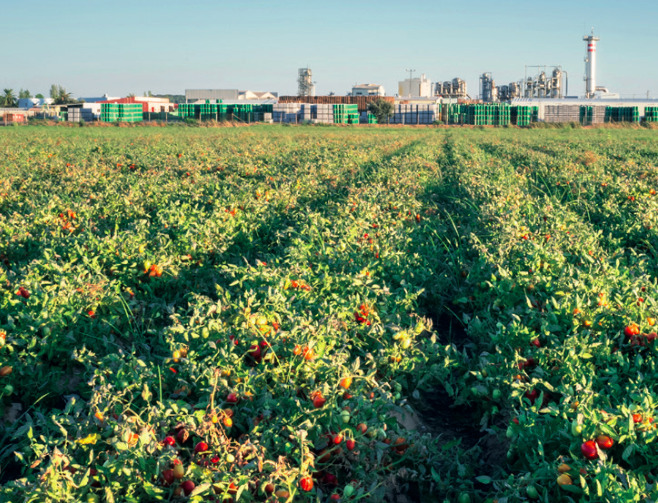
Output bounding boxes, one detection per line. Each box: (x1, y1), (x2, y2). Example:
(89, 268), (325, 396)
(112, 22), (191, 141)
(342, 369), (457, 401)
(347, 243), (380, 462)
(583, 30), (600, 98)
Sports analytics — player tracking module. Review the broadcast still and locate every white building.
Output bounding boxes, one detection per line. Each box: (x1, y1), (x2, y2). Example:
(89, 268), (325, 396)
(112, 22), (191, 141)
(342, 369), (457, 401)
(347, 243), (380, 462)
(239, 91), (278, 100)
(398, 74), (432, 98)
(351, 84), (385, 97)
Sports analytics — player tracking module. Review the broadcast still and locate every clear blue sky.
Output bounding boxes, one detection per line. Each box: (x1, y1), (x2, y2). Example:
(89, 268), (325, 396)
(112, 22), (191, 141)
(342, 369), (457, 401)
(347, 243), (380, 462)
(4, 0), (657, 99)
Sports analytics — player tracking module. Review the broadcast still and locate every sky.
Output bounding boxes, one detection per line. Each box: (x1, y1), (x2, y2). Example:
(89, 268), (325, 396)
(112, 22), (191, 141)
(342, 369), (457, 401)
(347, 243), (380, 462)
(3, 0), (658, 99)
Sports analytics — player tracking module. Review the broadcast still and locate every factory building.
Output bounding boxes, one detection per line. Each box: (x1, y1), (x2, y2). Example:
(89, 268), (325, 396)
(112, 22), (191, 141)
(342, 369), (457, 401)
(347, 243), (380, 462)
(398, 74), (432, 98)
(434, 78), (468, 99)
(351, 84), (385, 97)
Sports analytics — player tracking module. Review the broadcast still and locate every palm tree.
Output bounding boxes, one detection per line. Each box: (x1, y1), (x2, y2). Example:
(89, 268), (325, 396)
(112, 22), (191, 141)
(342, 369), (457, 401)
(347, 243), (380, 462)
(2, 89), (17, 107)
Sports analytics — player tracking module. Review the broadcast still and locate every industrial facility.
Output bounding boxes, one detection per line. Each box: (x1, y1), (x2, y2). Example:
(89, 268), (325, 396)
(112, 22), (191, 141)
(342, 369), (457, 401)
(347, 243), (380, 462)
(4, 31), (658, 127)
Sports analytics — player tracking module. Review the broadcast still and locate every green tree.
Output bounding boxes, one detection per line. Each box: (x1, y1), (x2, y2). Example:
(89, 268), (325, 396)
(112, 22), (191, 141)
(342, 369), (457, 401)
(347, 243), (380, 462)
(367, 98), (394, 124)
(2, 89), (17, 107)
(49, 84), (77, 105)
(19, 89), (31, 99)
(35, 93), (44, 99)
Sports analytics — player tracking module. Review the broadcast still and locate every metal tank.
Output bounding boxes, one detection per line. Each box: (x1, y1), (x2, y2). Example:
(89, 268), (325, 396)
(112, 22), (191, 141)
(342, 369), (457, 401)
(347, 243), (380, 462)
(550, 68), (562, 98)
(480, 73), (495, 101)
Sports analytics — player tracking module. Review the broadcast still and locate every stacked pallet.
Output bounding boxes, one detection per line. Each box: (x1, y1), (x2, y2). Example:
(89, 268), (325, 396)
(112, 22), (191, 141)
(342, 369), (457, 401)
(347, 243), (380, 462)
(273, 103), (302, 123)
(278, 96), (394, 112)
(388, 104), (439, 125)
(579, 106), (606, 125)
(67, 104), (101, 123)
(544, 105), (580, 123)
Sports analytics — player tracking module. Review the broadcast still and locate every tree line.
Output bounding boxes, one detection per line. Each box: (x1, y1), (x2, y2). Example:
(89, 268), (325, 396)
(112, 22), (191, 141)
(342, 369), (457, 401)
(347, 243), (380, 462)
(0, 85), (78, 107)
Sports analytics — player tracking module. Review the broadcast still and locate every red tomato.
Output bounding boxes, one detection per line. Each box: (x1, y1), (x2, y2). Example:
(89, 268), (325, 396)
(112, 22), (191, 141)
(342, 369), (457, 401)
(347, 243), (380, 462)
(624, 324), (640, 337)
(162, 469), (174, 485)
(581, 440), (598, 459)
(194, 441), (208, 454)
(227, 393), (238, 404)
(333, 433), (344, 445)
(346, 439), (356, 451)
(632, 413), (643, 423)
(312, 392), (326, 408)
(181, 480), (195, 496)
(299, 476), (314, 492)
(162, 436), (176, 447)
(596, 435), (613, 450)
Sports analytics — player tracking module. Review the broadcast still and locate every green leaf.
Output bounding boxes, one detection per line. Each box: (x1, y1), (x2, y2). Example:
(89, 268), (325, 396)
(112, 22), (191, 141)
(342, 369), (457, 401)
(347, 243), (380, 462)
(622, 444), (634, 461)
(560, 484), (583, 495)
(475, 476), (492, 484)
(190, 483), (211, 497)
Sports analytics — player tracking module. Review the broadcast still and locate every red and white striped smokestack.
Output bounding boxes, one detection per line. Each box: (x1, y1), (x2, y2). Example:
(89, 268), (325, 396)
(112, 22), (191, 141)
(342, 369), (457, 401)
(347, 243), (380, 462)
(583, 30), (600, 98)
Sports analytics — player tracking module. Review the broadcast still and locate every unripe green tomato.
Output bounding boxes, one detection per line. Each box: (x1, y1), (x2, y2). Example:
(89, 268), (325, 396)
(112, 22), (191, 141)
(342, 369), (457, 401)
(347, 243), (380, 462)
(470, 387), (479, 396)
(344, 484), (355, 498)
(341, 410), (351, 424)
(377, 429), (386, 440)
(458, 493), (471, 503)
(571, 421), (583, 436)
(506, 426), (514, 439)
(368, 429), (377, 439)
(492, 389), (502, 400)
(526, 485), (539, 499)
(3, 384), (14, 395)
(42, 326), (51, 337)
(481, 369), (488, 378)
(393, 382), (402, 392)
(394, 392), (401, 400)
(226, 454), (235, 463)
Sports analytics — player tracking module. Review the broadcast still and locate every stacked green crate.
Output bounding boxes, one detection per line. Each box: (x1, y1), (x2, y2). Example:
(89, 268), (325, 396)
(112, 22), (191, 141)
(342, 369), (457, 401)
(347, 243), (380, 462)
(118, 103), (143, 122)
(200, 103), (217, 120)
(367, 112), (378, 124)
(605, 106), (639, 123)
(511, 106), (538, 126)
(176, 104), (189, 118)
(446, 104), (464, 124)
(100, 103), (119, 122)
(230, 104), (253, 122)
(580, 106), (593, 125)
(494, 104), (510, 126)
(333, 104), (358, 124)
(645, 107), (658, 122)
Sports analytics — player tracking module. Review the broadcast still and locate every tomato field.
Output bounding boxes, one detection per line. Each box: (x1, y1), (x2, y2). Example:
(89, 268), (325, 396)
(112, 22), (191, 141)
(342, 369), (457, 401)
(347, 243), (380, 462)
(1, 125), (658, 502)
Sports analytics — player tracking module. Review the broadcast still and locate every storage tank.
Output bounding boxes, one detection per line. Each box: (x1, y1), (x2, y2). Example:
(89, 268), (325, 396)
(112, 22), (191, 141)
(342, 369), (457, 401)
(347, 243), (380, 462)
(480, 73), (495, 102)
